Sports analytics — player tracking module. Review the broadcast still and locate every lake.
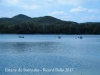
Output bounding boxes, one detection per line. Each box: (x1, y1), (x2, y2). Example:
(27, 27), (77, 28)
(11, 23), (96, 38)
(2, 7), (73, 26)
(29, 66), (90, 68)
(0, 34), (100, 75)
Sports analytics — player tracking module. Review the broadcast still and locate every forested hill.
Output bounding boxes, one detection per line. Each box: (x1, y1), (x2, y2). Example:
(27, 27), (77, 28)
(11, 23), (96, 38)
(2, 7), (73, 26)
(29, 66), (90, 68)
(0, 14), (100, 34)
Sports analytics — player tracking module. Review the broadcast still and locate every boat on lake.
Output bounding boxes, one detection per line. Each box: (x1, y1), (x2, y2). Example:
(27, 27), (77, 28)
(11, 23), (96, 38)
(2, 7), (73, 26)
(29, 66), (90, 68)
(18, 36), (24, 38)
(78, 36), (82, 39)
(58, 36), (61, 39)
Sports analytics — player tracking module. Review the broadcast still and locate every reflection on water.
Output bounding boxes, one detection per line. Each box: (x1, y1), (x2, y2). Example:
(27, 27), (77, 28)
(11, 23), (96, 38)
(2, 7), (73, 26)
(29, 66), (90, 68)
(13, 42), (29, 53)
(0, 35), (100, 75)
(0, 42), (61, 53)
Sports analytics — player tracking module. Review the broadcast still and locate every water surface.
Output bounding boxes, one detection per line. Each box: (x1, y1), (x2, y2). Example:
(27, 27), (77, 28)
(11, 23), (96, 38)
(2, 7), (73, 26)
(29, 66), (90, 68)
(0, 34), (100, 75)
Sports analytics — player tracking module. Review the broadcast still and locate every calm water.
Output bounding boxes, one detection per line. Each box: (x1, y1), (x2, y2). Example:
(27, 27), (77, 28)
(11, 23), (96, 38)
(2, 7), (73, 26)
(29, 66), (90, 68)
(0, 34), (100, 75)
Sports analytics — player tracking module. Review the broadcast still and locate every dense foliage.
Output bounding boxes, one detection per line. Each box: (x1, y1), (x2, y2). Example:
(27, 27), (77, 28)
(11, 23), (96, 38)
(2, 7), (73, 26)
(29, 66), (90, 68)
(0, 14), (100, 34)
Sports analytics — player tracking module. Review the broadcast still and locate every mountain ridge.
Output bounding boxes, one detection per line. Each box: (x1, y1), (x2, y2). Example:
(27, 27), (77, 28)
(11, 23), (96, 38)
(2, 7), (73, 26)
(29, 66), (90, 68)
(12, 14), (32, 20)
(0, 14), (74, 26)
(0, 14), (100, 34)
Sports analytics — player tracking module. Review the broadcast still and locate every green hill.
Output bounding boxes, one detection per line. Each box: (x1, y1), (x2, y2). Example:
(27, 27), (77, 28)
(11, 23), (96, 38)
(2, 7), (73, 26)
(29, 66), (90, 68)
(0, 14), (100, 34)
(12, 14), (31, 21)
(0, 18), (18, 25)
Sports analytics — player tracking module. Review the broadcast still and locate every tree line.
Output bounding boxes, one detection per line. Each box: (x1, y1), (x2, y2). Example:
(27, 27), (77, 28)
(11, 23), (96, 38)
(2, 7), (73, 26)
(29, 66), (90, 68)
(0, 22), (100, 34)
(0, 14), (100, 34)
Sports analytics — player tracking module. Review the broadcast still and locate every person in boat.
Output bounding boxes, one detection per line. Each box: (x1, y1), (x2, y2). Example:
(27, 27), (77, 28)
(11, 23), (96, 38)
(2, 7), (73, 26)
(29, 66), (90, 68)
(78, 36), (82, 39)
(58, 36), (61, 39)
(80, 36), (82, 39)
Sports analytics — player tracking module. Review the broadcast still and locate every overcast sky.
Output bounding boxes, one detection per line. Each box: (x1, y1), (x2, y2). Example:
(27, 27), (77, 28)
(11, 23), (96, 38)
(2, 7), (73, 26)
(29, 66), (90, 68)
(0, 0), (100, 23)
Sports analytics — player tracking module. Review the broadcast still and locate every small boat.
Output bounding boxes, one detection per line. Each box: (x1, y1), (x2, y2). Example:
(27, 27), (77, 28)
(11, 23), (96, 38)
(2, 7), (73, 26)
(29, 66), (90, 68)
(18, 36), (24, 38)
(58, 36), (61, 39)
(78, 36), (82, 39)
